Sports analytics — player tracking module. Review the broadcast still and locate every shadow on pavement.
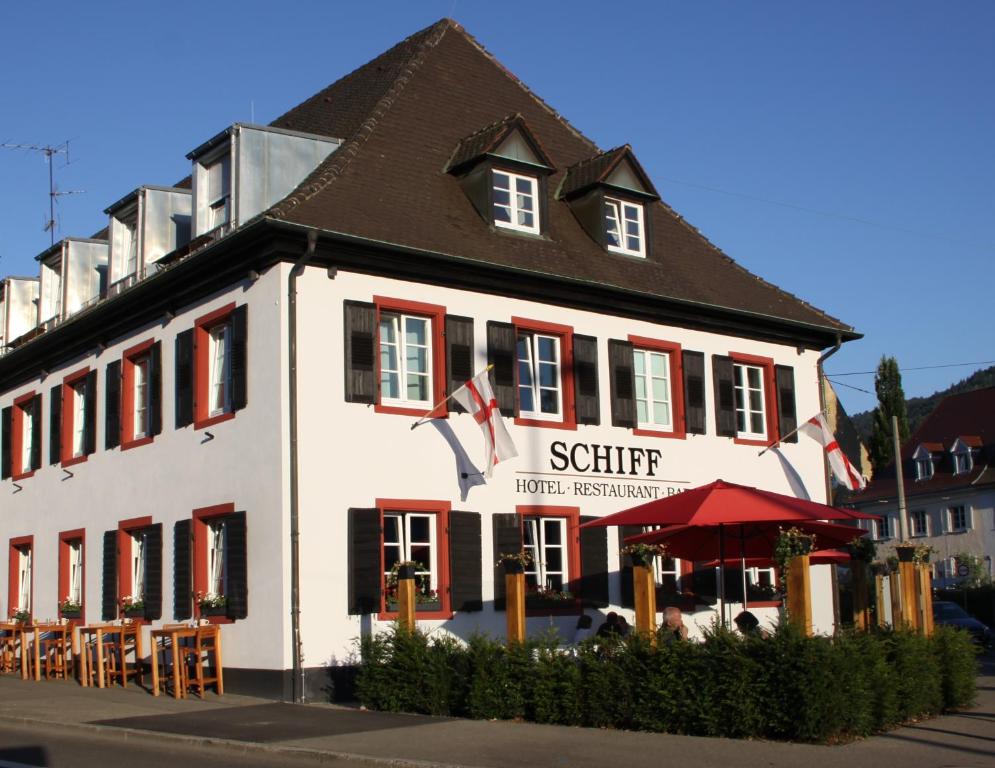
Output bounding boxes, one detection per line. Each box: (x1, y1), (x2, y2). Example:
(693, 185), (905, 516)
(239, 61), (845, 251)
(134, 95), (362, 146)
(0, 746), (49, 766)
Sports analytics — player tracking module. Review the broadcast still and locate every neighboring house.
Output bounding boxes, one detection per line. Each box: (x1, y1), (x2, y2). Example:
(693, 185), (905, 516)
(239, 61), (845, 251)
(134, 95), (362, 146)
(0, 19), (858, 700)
(848, 387), (995, 585)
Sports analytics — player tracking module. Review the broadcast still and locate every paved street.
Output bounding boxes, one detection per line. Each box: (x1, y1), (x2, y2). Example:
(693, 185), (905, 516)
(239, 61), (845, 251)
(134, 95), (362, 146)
(0, 654), (991, 768)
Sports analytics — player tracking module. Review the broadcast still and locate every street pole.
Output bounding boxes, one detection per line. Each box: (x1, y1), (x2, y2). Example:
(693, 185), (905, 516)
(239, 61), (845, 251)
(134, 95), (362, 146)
(893, 415), (909, 542)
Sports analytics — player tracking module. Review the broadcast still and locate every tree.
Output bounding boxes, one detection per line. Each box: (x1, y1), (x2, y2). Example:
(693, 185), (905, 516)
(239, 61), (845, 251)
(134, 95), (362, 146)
(953, 552), (991, 587)
(868, 356), (909, 473)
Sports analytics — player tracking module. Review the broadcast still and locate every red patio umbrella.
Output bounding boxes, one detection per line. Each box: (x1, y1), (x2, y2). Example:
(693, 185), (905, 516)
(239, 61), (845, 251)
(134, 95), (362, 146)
(702, 548), (852, 568)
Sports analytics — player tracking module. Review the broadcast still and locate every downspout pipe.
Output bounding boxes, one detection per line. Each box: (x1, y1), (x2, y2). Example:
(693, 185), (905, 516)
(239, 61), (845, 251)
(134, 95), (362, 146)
(289, 229), (317, 704)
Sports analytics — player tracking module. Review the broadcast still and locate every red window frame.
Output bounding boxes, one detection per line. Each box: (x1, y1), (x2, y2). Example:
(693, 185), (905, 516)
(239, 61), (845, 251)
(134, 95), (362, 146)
(58, 529), (86, 624)
(11, 391), (37, 480)
(192, 502), (236, 625)
(373, 296), (447, 418)
(376, 498), (452, 620)
(121, 338), (155, 451)
(117, 515), (153, 623)
(628, 336), (686, 440)
(61, 366), (91, 467)
(729, 352), (778, 447)
(511, 317), (576, 431)
(7, 535), (33, 621)
(194, 302), (236, 430)
(517, 504), (582, 616)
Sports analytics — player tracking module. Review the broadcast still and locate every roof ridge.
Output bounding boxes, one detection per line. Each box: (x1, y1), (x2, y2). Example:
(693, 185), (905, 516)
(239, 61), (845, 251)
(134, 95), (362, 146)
(268, 19), (454, 218)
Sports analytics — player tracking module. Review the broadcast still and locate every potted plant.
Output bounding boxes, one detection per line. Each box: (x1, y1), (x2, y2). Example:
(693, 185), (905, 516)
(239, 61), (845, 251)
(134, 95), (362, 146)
(385, 561), (440, 611)
(621, 542), (667, 568)
(496, 550), (532, 574)
(524, 585), (576, 610)
(121, 595), (145, 618)
(10, 610), (30, 624)
(774, 526), (817, 587)
(197, 592), (228, 617)
(59, 598), (82, 619)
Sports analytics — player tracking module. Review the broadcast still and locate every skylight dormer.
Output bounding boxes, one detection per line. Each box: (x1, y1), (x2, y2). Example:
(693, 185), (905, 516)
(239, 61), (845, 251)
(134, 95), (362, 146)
(560, 145), (659, 259)
(105, 186), (192, 294)
(913, 443), (937, 481)
(447, 114), (554, 236)
(187, 123), (341, 241)
(950, 437), (977, 475)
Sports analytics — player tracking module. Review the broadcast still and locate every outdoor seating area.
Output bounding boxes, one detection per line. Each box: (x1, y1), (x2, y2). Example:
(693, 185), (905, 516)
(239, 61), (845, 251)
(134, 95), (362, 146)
(0, 620), (223, 699)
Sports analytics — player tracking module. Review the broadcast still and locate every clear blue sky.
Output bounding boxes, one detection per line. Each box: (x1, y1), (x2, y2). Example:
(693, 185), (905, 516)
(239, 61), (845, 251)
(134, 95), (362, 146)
(2, 1), (992, 416)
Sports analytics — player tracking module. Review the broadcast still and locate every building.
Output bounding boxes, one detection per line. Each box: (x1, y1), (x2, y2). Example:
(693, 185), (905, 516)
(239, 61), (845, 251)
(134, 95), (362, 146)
(0, 19), (858, 701)
(849, 387), (995, 585)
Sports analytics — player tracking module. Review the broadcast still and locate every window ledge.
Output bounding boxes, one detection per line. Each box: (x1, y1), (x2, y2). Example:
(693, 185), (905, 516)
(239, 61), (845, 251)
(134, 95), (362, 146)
(61, 454), (88, 469)
(378, 608), (454, 621)
(195, 411), (235, 431)
(525, 604), (582, 617)
(733, 436), (769, 447)
(515, 416), (576, 431)
(197, 614), (234, 625)
(745, 600), (781, 608)
(121, 436), (154, 452)
(375, 403), (447, 419)
(634, 427), (686, 440)
(11, 469), (35, 482)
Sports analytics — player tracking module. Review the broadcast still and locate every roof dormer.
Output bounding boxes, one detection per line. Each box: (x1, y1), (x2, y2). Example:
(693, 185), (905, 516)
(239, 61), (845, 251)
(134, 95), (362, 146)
(447, 114), (554, 236)
(35, 238), (108, 327)
(912, 443), (938, 481)
(187, 123), (341, 241)
(0, 276), (39, 352)
(559, 145), (659, 259)
(105, 186), (192, 295)
(950, 437), (978, 475)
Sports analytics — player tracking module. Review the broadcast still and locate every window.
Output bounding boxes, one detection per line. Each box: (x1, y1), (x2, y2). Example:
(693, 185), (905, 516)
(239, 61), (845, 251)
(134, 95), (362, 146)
(11, 392), (41, 479)
(605, 197), (645, 257)
(913, 446), (935, 481)
(187, 303), (247, 429)
(376, 499), (450, 617)
(207, 519), (228, 597)
(953, 449), (973, 475)
(947, 505), (970, 533)
(517, 332), (562, 420)
(516, 505), (580, 609)
(873, 515), (892, 541)
(58, 529), (85, 619)
(747, 566), (777, 600)
(206, 155), (231, 231)
(910, 510), (929, 537)
(133, 355), (150, 437)
(627, 337), (686, 438)
(60, 367), (94, 466)
(492, 170), (539, 234)
(7, 537), (33, 619)
(373, 297), (446, 417)
(114, 517), (161, 621)
(733, 363), (767, 440)
(130, 530), (148, 603)
(190, 503), (247, 622)
(208, 323), (232, 417)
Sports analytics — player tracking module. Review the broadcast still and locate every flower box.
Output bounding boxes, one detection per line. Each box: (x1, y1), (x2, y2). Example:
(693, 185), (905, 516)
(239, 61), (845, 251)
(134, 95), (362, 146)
(60, 608), (82, 619)
(386, 600), (442, 613)
(124, 608), (146, 619)
(525, 596), (576, 611)
(200, 605), (227, 617)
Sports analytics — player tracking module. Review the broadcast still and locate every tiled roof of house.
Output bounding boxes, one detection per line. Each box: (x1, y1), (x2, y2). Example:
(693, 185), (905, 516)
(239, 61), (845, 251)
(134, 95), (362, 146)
(261, 19), (854, 338)
(559, 145), (658, 199)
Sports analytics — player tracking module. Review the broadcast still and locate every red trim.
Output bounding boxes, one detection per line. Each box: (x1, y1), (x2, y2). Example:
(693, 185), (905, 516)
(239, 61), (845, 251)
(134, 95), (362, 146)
(627, 336), (687, 440)
(375, 498), (453, 621)
(373, 296), (448, 419)
(121, 338), (156, 450)
(58, 529), (86, 624)
(11, 391), (36, 480)
(61, 367), (91, 466)
(8, 536), (33, 621)
(511, 317), (576, 431)
(117, 516), (154, 622)
(729, 353), (779, 447)
(192, 503), (237, 624)
(194, 302), (237, 430)
(516, 505), (582, 615)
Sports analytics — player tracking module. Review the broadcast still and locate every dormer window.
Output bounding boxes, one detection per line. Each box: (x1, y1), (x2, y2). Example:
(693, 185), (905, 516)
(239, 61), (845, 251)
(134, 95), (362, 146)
(913, 444), (935, 481)
(206, 154), (232, 232)
(493, 170), (539, 234)
(950, 438), (975, 475)
(604, 197), (645, 257)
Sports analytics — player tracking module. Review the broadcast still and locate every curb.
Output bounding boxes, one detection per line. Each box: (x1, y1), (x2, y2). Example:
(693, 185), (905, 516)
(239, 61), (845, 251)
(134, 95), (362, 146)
(0, 713), (471, 768)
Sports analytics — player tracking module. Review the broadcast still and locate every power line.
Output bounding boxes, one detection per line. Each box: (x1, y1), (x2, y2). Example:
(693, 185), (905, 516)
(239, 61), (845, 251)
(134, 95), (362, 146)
(827, 360), (995, 377)
(824, 377), (873, 396)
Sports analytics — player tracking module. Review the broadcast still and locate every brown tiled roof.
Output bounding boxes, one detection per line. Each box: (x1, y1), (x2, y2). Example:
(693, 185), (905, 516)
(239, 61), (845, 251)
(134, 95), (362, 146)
(559, 145), (658, 199)
(446, 113), (552, 172)
(265, 19), (855, 338)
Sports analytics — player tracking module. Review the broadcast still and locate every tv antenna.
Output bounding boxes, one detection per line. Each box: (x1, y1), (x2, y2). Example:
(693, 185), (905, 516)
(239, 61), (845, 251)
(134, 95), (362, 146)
(1, 140), (86, 245)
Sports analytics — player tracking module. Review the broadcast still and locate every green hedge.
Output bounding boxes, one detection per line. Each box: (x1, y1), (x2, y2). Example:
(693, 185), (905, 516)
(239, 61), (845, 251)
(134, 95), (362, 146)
(356, 624), (978, 742)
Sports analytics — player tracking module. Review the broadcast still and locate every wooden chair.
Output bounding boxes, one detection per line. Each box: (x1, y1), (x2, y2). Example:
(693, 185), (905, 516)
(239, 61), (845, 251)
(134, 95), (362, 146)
(181, 625), (223, 698)
(154, 625), (194, 697)
(37, 625), (71, 680)
(81, 626), (119, 688)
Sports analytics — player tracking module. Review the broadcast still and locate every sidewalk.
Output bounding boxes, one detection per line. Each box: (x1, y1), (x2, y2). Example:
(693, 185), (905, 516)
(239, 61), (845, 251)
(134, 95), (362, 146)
(0, 655), (992, 768)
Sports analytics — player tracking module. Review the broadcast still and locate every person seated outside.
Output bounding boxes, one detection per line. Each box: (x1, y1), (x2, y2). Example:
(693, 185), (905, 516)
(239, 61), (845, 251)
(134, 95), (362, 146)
(596, 611), (622, 638)
(572, 614), (594, 644)
(662, 606), (689, 642)
(734, 610), (769, 638)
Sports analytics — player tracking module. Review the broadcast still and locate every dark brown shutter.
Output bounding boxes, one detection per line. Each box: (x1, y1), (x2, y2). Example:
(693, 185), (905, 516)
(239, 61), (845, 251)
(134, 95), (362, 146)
(486, 321), (516, 416)
(682, 350), (706, 435)
(348, 508), (381, 614)
(491, 513), (522, 611)
(230, 305), (248, 411)
(712, 355), (736, 438)
(143, 523), (163, 621)
(619, 525), (642, 609)
(573, 334), (600, 425)
(448, 511), (482, 612)
(175, 329), (194, 428)
(579, 516), (609, 607)
(29, 394), (41, 471)
(173, 520), (192, 620)
(608, 339), (636, 428)
(83, 370), (97, 455)
(775, 365), (798, 442)
(105, 360), (121, 450)
(445, 315), (474, 413)
(102, 530), (118, 621)
(1, 406), (11, 480)
(149, 341), (162, 436)
(49, 385), (61, 465)
(344, 301), (376, 404)
(225, 511), (248, 619)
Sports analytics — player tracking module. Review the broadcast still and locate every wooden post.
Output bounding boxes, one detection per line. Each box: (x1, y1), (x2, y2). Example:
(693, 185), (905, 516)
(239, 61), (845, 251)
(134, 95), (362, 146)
(888, 571), (903, 627)
(396, 571), (416, 631)
(633, 562), (657, 638)
(874, 573), (887, 628)
(851, 560), (870, 631)
(918, 564), (935, 636)
(786, 554), (813, 636)
(505, 568), (526, 645)
(896, 546), (919, 631)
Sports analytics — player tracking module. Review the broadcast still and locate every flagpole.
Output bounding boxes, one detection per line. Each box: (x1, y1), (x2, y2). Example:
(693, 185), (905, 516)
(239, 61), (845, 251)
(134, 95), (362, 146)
(756, 410), (827, 457)
(410, 364), (494, 430)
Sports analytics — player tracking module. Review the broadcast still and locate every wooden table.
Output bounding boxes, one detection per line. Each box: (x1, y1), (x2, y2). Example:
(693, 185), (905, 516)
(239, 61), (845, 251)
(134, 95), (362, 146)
(27, 623), (72, 681)
(0, 623), (30, 679)
(149, 625), (196, 699)
(77, 624), (143, 689)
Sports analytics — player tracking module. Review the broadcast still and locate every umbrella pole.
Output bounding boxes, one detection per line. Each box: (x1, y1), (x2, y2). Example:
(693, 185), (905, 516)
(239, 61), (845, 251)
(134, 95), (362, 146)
(718, 523), (726, 629)
(740, 526), (748, 614)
